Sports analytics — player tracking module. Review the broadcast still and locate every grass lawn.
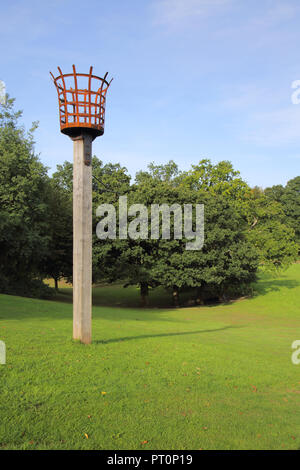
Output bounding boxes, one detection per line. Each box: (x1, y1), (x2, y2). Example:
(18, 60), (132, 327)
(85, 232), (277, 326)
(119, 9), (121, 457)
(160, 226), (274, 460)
(0, 265), (300, 450)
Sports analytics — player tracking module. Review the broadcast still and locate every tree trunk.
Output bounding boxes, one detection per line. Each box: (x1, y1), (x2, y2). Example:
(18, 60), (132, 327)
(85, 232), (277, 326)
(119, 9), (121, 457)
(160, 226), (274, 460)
(140, 282), (149, 307)
(172, 285), (180, 307)
(218, 291), (227, 303)
(54, 277), (59, 292)
(195, 287), (204, 305)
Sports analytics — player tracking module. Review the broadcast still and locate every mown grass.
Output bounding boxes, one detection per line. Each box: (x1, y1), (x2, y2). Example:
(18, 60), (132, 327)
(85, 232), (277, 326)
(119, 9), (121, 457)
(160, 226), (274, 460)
(0, 265), (300, 450)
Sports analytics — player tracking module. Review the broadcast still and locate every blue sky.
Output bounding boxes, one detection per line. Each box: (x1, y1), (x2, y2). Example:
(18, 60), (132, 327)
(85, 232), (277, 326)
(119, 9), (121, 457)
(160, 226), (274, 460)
(1, 0), (300, 187)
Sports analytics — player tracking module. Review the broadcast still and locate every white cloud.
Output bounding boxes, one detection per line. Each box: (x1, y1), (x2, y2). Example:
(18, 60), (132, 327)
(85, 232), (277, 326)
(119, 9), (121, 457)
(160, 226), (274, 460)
(152, 0), (233, 28)
(214, 1), (300, 47)
(252, 2), (297, 28)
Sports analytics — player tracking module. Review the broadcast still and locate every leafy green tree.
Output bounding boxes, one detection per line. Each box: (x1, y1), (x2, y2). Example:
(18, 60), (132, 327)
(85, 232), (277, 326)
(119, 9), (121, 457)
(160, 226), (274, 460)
(50, 156), (299, 305)
(247, 220), (297, 274)
(92, 159), (162, 306)
(41, 178), (73, 290)
(133, 161), (259, 305)
(52, 161), (73, 194)
(280, 177), (300, 245)
(176, 159), (250, 199)
(246, 186), (298, 271)
(0, 97), (51, 296)
(92, 157), (131, 284)
(135, 160), (180, 184)
(265, 177), (300, 247)
(264, 184), (285, 202)
(54, 157), (133, 289)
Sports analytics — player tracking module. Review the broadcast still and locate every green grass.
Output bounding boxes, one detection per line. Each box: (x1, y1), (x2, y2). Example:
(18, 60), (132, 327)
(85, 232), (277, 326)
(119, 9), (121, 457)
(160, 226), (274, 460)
(1, 265), (300, 450)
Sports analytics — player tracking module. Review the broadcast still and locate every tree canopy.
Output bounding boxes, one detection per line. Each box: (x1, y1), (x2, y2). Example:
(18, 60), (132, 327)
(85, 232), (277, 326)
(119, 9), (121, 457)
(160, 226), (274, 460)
(0, 98), (51, 296)
(0, 97), (298, 303)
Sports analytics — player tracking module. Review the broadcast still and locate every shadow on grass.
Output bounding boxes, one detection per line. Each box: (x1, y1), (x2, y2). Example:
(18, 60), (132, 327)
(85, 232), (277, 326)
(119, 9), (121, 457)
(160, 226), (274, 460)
(253, 278), (300, 296)
(94, 325), (243, 344)
(52, 285), (201, 310)
(201, 278), (300, 309)
(52, 276), (300, 311)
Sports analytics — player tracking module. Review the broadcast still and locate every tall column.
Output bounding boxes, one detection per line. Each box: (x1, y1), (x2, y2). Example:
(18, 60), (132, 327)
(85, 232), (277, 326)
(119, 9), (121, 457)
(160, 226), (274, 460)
(73, 134), (93, 344)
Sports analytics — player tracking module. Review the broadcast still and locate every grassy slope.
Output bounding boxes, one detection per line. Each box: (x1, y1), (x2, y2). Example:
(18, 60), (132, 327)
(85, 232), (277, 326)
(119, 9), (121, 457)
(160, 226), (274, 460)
(0, 266), (300, 450)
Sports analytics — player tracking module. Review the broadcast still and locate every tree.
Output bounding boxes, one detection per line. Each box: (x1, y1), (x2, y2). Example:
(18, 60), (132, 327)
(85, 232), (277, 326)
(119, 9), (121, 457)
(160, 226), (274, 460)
(0, 97), (51, 296)
(264, 184), (285, 202)
(247, 220), (297, 274)
(41, 177), (73, 290)
(49, 156), (299, 305)
(265, 177), (300, 247)
(133, 160), (259, 305)
(54, 157), (133, 288)
(176, 159), (250, 200)
(52, 160), (73, 194)
(245, 188), (298, 272)
(92, 158), (157, 305)
(280, 177), (300, 245)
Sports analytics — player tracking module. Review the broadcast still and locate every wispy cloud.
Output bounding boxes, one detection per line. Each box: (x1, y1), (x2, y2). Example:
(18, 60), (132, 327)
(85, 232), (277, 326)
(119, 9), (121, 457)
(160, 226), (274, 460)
(151, 0), (233, 28)
(252, 2), (297, 28)
(214, 1), (300, 47)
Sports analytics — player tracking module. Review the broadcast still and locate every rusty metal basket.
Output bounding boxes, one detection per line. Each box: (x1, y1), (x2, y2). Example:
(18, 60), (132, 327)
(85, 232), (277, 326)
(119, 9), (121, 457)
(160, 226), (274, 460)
(50, 65), (112, 140)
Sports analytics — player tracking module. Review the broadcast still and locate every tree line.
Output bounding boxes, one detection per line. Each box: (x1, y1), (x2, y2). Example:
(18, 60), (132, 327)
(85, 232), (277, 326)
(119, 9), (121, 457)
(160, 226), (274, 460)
(0, 98), (299, 305)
